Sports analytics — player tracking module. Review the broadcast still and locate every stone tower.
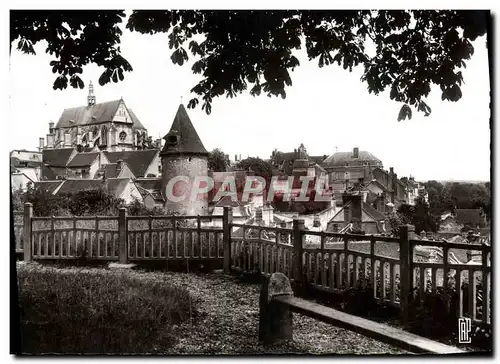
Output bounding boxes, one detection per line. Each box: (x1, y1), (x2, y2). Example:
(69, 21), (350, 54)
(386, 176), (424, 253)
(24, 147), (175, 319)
(160, 104), (209, 215)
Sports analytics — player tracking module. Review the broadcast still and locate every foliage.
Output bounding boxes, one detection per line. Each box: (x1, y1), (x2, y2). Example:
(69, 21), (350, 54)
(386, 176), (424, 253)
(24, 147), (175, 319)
(24, 184), (125, 217)
(11, 10), (489, 118)
(387, 210), (411, 236)
(397, 196), (439, 233)
(236, 157), (274, 186)
(423, 180), (491, 221)
(10, 10), (131, 91)
(17, 264), (193, 354)
(208, 148), (230, 172)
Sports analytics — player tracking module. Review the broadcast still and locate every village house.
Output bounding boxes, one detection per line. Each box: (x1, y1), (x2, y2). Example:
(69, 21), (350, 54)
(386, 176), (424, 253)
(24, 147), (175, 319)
(322, 147), (383, 191)
(327, 191), (388, 234)
(50, 178), (143, 203)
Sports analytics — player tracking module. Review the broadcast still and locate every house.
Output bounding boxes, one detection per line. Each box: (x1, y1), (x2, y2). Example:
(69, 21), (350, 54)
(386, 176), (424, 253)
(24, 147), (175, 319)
(103, 149), (160, 178)
(327, 192), (388, 234)
(270, 143), (327, 176)
(134, 178), (164, 209)
(11, 171), (36, 192)
(54, 178), (143, 203)
(66, 152), (109, 179)
(95, 160), (135, 179)
(41, 147), (77, 180)
(439, 212), (464, 233)
(322, 147), (383, 189)
(33, 180), (64, 195)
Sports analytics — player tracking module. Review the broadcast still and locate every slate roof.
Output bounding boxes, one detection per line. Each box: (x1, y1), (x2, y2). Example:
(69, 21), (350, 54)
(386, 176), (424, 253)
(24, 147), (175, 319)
(161, 104), (208, 156)
(366, 179), (389, 192)
(103, 149), (159, 178)
(41, 165), (58, 180)
(455, 209), (485, 226)
(309, 155), (327, 165)
(42, 148), (75, 167)
(66, 152), (100, 168)
(323, 150), (381, 165)
(362, 202), (387, 221)
(215, 195), (247, 208)
(34, 181), (63, 194)
(56, 99), (146, 131)
(134, 178), (163, 201)
(56, 178), (130, 198)
(95, 162), (131, 179)
(56, 100), (121, 128)
(10, 156), (43, 169)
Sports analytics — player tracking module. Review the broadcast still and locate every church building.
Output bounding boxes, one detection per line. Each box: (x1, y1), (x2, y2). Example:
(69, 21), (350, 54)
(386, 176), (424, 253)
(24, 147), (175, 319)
(42, 81), (149, 152)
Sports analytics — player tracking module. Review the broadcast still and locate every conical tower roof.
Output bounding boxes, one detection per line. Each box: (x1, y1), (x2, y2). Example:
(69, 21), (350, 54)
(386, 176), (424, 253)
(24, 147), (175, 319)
(160, 104), (209, 157)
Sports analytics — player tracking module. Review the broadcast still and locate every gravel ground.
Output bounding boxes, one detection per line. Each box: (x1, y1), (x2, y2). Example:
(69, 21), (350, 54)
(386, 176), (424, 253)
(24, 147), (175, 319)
(135, 271), (409, 355)
(16, 263), (408, 355)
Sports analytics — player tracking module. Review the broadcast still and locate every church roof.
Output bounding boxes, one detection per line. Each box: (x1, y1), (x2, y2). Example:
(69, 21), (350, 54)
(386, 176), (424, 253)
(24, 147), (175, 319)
(103, 149), (159, 178)
(160, 104), (208, 156)
(55, 99), (146, 130)
(323, 150), (381, 165)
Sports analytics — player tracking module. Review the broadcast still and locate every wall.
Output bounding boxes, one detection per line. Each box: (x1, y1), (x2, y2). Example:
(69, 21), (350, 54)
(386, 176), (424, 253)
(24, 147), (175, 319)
(144, 152), (161, 177)
(120, 181), (144, 204)
(161, 155), (208, 215)
(11, 150), (42, 162)
(11, 174), (32, 191)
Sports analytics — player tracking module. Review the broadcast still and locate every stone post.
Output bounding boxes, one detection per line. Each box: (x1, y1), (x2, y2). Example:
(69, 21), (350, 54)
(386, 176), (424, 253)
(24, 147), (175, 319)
(223, 206), (233, 274)
(23, 203), (33, 262)
(259, 272), (294, 344)
(118, 207), (128, 264)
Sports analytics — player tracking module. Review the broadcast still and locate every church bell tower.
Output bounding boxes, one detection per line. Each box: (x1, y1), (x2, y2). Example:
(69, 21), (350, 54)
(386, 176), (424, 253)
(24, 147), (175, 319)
(88, 81), (96, 106)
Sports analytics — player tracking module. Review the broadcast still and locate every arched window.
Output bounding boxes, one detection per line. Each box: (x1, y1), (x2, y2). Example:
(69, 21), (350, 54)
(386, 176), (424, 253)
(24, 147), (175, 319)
(92, 126), (99, 138)
(101, 125), (108, 145)
(119, 131), (127, 142)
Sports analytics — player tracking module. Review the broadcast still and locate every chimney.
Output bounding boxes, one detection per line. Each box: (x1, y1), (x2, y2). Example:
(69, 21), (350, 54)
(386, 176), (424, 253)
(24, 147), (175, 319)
(49, 122), (55, 134)
(235, 154), (238, 162)
(116, 159), (123, 174)
(263, 205), (274, 225)
(256, 207), (263, 225)
(38, 137), (44, 151)
(353, 147), (359, 159)
(313, 214), (321, 228)
(64, 132), (71, 147)
(294, 148), (297, 159)
(342, 193), (363, 233)
(239, 154), (242, 161)
(46, 134), (54, 148)
(389, 167), (394, 175)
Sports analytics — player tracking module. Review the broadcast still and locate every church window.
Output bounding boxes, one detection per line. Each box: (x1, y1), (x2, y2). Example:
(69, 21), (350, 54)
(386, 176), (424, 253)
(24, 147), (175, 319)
(119, 131), (127, 142)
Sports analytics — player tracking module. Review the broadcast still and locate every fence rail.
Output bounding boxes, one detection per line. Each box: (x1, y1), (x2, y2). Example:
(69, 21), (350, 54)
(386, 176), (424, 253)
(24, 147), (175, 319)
(13, 203), (491, 327)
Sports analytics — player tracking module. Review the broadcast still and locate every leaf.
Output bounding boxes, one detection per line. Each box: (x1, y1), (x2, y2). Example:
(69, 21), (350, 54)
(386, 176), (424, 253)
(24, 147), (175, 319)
(397, 104), (412, 122)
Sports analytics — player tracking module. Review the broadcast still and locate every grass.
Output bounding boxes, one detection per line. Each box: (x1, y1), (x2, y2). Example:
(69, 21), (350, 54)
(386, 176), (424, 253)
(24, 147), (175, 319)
(16, 263), (194, 354)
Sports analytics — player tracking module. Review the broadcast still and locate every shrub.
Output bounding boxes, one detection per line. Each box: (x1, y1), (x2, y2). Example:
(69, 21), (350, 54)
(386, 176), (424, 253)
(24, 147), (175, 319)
(17, 264), (194, 354)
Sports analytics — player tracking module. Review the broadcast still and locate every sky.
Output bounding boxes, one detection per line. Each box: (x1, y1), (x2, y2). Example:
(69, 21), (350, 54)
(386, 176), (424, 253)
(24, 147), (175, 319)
(7, 12), (491, 182)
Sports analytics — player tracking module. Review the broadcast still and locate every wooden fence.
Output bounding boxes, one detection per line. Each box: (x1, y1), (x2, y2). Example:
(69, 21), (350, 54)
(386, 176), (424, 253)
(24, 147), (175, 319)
(14, 203), (491, 327)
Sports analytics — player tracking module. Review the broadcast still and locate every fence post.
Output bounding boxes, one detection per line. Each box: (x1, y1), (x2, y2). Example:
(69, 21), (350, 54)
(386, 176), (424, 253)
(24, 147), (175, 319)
(23, 202), (33, 262)
(223, 206), (233, 274)
(292, 219), (305, 287)
(399, 224), (414, 326)
(118, 208), (128, 264)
